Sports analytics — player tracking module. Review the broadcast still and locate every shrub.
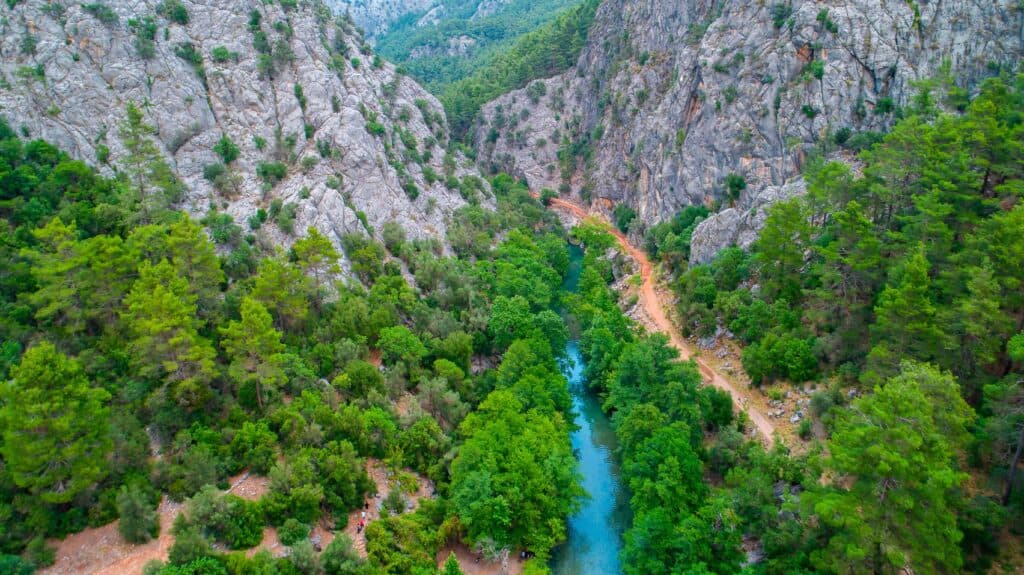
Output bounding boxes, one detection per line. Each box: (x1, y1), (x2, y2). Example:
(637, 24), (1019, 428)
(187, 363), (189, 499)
(210, 46), (233, 63)
(383, 485), (405, 514)
(229, 422), (277, 474)
(278, 518), (309, 546)
(798, 418), (813, 440)
(770, 3), (792, 28)
(875, 97), (895, 114)
(159, 0), (189, 25)
(203, 163), (226, 182)
(613, 203), (636, 233)
(117, 483), (159, 543)
(365, 120), (385, 137)
(257, 161), (287, 185)
(83, 3), (119, 24)
(277, 203), (297, 235)
(214, 135), (240, 164)
(724, 172), (746, 202)
(806, 60), (825, 80)
(350, 57), (361, 69)
(183, 486), (264, 549)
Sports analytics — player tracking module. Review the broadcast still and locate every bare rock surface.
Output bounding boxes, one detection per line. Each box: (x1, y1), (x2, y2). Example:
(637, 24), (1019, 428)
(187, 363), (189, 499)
(0, 0), (487, 267)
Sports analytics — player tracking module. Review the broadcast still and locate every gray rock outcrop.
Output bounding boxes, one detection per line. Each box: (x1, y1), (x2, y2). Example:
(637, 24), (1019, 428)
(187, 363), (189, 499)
(475, 0), (1022, 260)
(0, 0), (486, 269)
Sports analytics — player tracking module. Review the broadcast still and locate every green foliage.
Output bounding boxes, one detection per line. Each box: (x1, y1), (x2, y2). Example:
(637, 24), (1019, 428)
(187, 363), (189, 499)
(117, 482), (160, 543)
(278, 518), (309, 546)
(229, 422), (278, 474)
(213, 135), (239, 164)
(178, 486), (264, 550)
(256, 161), (287, 184)
(613, 203), (636, 233)
(805, 362), (974, 573)
(82, 2), (119, 24)
(0, 342), (112, 503)
(450, 389), (582, 557)
(724, 172), (746, 202)
(210, 46), (233, 63)
(158, 0), (189, 25)
(643, 205), (710, 267)
(440, 0), (600, 138)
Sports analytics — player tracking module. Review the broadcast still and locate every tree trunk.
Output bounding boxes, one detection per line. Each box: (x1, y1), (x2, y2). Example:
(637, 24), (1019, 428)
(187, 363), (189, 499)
(1003, 424), (1024, 506)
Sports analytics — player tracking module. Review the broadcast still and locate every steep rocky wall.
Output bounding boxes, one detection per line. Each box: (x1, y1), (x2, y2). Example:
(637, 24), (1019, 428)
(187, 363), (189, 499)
(475, 0), (1022, 261)
(0, 0), (483, 269)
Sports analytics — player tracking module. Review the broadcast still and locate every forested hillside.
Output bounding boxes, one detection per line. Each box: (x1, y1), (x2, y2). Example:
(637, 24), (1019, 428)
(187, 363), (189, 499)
(0, 112), (582, 573)
(649, 75), (1024, 573)
(374, 0), (583, 88)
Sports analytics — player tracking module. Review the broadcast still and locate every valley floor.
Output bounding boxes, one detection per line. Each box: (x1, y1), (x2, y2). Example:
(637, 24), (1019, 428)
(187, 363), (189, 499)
(543, 196), (780, 447)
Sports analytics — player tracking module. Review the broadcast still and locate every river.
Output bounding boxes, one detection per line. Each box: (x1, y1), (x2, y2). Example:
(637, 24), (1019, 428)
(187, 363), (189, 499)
(550, 245), (631, 575)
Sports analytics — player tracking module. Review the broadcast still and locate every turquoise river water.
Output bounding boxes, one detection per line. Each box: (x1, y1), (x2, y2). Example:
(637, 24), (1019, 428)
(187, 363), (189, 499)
(549, 245), (631, 574)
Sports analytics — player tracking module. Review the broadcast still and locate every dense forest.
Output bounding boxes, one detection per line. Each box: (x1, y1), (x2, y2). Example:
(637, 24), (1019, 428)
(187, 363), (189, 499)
(439, 0), (598, 138)
(639, 75), (1024, 572)
(0, 106), (583, 574)
(374, 0), (582, 89)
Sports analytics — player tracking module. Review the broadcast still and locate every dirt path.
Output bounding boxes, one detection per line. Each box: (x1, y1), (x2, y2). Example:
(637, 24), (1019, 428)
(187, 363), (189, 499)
(42, 473), (270, 575)
(436, 543), (524, 575)
(544, 197), (777, 447)
(344, 458), (434, 558)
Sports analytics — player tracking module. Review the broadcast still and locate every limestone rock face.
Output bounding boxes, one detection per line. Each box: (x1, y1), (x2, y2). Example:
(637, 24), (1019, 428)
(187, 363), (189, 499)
(475, 0), (1022, 260)
(689, 178), (806, 265)
(0, 0), (486, 267)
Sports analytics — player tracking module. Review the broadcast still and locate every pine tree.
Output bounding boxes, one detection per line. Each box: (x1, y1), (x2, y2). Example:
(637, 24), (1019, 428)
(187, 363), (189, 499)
(116, 483), (159, 543)
(805, 362), (973, 574)
(251, 257), (311, 331)
(440, 552), (464, 575)
(118, 102), (183, 221)
(0, 342), (112, 503)
(220, 297), (285, 408)
(165, 218), (225, 317)
(292, 227), (340, 307)
(864, 245), (942, 385)
(754, 198), (812, 303)
(122, 260), (217, 409)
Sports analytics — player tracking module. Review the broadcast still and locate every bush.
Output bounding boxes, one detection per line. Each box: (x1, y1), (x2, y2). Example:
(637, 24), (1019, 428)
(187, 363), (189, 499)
(613, 203), (637, 233)
(83, 3), (119, 24)
(724, 172), (746, 202)
(257, 161), (287, 185)
(203, 163), (226, 183)
(213, 135), (239, 164)
(321, 535), (364, 574)
(159, 0), (189, 25)
(210, 46), (232, 63)
(278, 518), (309, 546)
(117, 483), (159, 543)
(383, 485), (406, 514)
(229, 421), (277, 474)
(182, 486), (264, 550)
(798, 418), (813, 440)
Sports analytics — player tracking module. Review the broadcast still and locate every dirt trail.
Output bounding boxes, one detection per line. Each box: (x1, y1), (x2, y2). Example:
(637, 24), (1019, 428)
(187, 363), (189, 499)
(42, 473), (270, 575)
(544, 197), (777, 447)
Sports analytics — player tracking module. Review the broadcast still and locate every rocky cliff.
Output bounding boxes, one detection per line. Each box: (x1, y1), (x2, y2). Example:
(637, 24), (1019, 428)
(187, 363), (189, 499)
(474, 0), (1022, 261)
(0, 0), (483, 269)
